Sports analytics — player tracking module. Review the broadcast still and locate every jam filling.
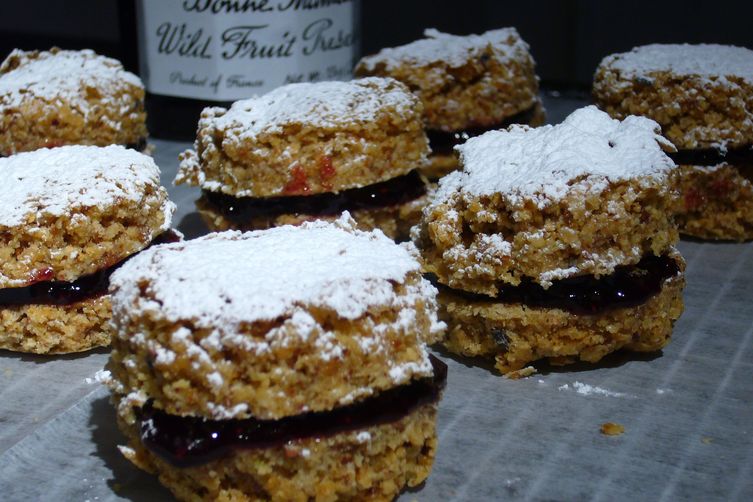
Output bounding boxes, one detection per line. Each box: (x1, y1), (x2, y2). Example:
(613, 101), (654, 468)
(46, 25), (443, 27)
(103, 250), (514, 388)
(0, 230), (180, 307)
(125, 137), (149, 152)
(442, 254), (680, 316)
(202, 170), (427, 225)
(426, 104), (539, 155)
(669, 145), (753, 166)
(0, 137), (148, 157)
(137, 355), (448, 468)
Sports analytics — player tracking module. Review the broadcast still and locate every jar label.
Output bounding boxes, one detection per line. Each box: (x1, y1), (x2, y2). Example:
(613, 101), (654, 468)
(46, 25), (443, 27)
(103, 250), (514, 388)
(136, 0), (359, 101)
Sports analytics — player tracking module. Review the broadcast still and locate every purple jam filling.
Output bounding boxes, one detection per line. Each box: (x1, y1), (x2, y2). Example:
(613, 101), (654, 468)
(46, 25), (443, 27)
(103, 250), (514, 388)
(426, 103), (539, 155)
(0, 230), (180, 306)
(669, 145), (753, 166)
(443, 254), (681, 316)
(137, 355), (447, 468)
(201, 169), (427, 225)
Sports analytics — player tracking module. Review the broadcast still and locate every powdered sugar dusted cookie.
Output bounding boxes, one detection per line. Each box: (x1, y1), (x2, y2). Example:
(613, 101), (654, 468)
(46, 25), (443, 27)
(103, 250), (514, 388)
(594, 44), (753, 151)
(176, 77), (430, 240)
(0, 145), (175, 354)
(674, 162), (753, 240)
(414, 106), (685, 373)
(105, 215), (446, 501)
(0, 48), (147, 156)
(356, 28), (544, 178)
(594, 43), (753, 241)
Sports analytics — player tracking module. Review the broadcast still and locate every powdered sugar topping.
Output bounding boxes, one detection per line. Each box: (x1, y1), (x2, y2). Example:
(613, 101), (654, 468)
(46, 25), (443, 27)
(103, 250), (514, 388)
(602, 43), (753, 83)
(110, 215), (425, 329)
(358, 27), (530, 70)
(213, 77), (417, 141)
(0, 48), (143, 113)
(0, 145), (173, 228)
(435, 106), (675, 208)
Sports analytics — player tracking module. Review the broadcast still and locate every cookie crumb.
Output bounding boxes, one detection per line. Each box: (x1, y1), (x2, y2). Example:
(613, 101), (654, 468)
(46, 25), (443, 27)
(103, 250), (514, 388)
(600, 422), (625, 436)
(701, 436), (713, 444)
(504, 366), (537, 380)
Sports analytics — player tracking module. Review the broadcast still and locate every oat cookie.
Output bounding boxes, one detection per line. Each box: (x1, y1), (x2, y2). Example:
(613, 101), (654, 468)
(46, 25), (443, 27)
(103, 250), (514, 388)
(594, 44), (753, 240)
(104, 216), (446, 501)
(673, 162), (753, 240)
(414, 106), (685, 373)
(176, 78), (430, 240)
(0, 48), (147, 156)
(356, 28), (544, 178)
(0, 145), (175, 353)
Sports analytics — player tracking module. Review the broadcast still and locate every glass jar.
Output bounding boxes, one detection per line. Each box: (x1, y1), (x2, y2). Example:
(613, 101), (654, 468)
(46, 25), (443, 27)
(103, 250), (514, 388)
(135, 0), (360, 139)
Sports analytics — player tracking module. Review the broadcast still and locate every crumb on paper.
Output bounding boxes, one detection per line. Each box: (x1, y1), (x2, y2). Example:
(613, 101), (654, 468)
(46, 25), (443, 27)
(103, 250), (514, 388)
(559, 381), (629, 398)
(504, 365), (537, 380)
(600, 422), (625, 436)
(84, 369), (112, 385)
(701, 436), (713, 444)
(3, 368), (12, 378)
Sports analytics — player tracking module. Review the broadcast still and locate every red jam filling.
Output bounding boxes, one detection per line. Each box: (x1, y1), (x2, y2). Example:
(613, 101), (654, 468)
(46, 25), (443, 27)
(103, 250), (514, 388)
(0, 230), (180, 306)
(669, 145), (753, 166)
(203, 170), (426, 224)
(442, 254), (681, 316)
(137, 355), (447, 468)
(426, 103), (539, 155)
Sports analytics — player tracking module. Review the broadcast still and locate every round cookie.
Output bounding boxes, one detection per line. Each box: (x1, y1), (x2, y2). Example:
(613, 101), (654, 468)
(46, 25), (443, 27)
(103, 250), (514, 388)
(415, 106), (679, 296)
(594, 44), (753, 151)
(414, 106), (685, 373)
(594, 44), (753, 241)
(0, 48), (147, 156)
(674, 162), (753, 240)
(356, 28), (544, 178)
(104, 216), (446, 501)
(176, 77), (430, 240)
(0, 145), (175, 353)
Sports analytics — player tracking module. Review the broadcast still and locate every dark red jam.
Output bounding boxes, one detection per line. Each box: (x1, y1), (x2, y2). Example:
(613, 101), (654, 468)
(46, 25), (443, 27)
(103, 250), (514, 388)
(136, 355), (448, 468)
(426, 104), (539, 155)
(669, 145), (753, 166)
(443, 254), (681, 316)
(0, 137), (148, 157)
(0, 230), (180, 307)
(125, 137), (148, 152)
(202, 170), (427, 225)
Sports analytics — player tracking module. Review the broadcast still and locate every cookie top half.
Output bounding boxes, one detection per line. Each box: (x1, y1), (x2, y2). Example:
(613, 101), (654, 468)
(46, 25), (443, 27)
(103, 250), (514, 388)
(594, 43), (753, 150)
(176, 77), (429, 198)
(415, 106), (679, 295)
(108, 216), (445, 421)
(355, 28), (539, 131)
(0, 48), (146, 155)
(0, 145), (174, 288)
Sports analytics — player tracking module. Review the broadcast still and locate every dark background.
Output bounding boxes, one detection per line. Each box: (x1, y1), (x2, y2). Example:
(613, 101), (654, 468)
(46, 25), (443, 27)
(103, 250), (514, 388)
(0, 0), (752, 89)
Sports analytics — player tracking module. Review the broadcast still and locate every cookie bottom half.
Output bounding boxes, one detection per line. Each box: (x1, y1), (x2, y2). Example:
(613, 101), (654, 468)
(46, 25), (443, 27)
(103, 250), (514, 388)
(117, 402), (438, 502)
(0, 295), (112, 354)
(675, 162), (753, 241)
(438, 272), (685, 374)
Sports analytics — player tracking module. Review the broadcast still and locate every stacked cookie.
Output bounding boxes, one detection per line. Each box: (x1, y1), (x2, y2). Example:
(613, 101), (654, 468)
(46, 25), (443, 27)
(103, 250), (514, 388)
(356, 28), (544, 179)
(105, 216), (446, 501)
(0, 48), (147, 156)
(176, 77), (430, 240)
(413, 106), (685, 373)
(0, 145), (174, 354)
(594, 43), (753, 240)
